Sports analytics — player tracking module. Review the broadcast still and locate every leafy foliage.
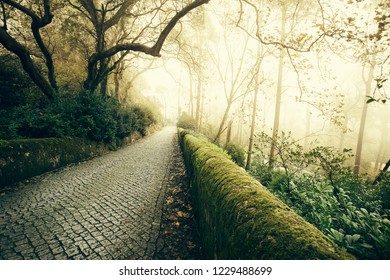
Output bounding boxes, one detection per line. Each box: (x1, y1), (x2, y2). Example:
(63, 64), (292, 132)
(377, 173), (390, 210)
(0, 91), (158, 144)
(177, 112), (197, 130)
(250, 131), (390, 259)
(0, 55), (44, 109)
(224, 143), (246, 168)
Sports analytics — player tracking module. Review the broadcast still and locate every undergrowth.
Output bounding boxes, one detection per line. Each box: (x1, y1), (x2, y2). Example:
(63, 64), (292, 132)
(250, 131), (390, 259)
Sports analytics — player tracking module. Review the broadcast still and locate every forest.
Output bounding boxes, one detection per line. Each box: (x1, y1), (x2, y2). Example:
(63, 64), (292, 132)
(0, 0), (389, 259)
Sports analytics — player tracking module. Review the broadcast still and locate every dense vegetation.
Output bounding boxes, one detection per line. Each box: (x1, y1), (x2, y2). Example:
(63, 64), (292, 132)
(177, 112), (197, 130)
(0, 56), (158, 145)
(224, 143), (246, 168)
(249, 132), (390, 259)
(0, 93), (157, 143)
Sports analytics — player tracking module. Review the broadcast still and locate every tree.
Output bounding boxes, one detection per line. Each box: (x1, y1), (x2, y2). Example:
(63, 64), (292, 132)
(207, 3), (258, 144)
(166, 4), (213, 130)
(0, 0), (211, 99)
(354, 61), (375, 174)
(0, 54), (41, 107)
(0, 0), (58, 100)
(240, 0), (389, 173)
(238, 0), (326, 165)
(318, 0), (390, 174)
(75, 0), (211, 94)
(269, 3), (287, 167)
(245, 46), (266, 170)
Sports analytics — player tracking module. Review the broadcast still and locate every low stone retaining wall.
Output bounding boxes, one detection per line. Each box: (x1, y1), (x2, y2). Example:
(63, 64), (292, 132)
(0, 127), (156, 188)
(178, 129), (354, 259)
(0, 138), (108, 188)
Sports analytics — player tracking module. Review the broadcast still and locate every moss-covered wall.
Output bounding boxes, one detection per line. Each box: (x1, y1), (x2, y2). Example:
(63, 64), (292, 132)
(178, 130), (354, 259)
(0, 129), (152, 188)
(0, 138), (108, 188)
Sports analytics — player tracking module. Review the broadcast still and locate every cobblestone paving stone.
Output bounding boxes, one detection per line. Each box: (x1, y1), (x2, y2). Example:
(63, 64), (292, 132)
(0, 127), (176, 260)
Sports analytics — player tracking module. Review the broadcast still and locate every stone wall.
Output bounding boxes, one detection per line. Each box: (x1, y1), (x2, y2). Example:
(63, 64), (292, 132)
(0, 138), (108, 188)
(0, 129), (154, 188)
(178, 129), (354, 259)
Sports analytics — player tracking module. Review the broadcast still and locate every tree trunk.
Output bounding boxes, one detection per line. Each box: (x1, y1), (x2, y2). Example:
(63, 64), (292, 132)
(303, 104), (311, 151)
(270, 5), (286, 167)
(114, 71), (120, 99)
(374, 116), (388, 171)
(373, 159), (390, 186)
(0, 28), (56, 100)
(225, 120), (233, 147)
(195, 75), (202, 131)
(213, 97), (233, 143)
(189, 71), (194, 118)
(199, 83), (205, 131)
(238, 112), (244, 145)
(31, 21), (57, 92)
(354, 62), (374, 175)
(100, 76), (108, 97)
(177, 73), (182, 118)
(246, 62), (260, 171)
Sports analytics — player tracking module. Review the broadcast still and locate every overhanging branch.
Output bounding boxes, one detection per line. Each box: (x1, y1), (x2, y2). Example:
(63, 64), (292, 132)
(84, 0), (211, 90)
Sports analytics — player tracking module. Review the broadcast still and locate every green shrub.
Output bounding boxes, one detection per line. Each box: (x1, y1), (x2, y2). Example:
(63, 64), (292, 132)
(224, 143), (246, 167)
(177, 112), (196, 130)
(0, 55), (45, 109)
(0, 91), (158, 143)
(252, 162), (389, 259)
(250, 159), (273, 187)
(250, 131), (390, 259)
(269, 170), (289, 191)
(377, 173), (390, 210)
(128, 105), (156, 136)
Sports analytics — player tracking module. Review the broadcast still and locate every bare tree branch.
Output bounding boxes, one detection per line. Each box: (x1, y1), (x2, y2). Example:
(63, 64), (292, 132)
(66, 0), (93, 22)
(240, 0), (328, 53)
(0, 27), (56, 99)
(103, 0), (139, 32)
(2, 0), (41, 22)
(1, 0), (57, 96)
(84, 0), (211, 90)
(76, 0), (99, 27)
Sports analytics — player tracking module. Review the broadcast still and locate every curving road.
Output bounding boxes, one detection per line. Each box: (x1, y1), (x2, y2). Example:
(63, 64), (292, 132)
(0, 127), (176, 260)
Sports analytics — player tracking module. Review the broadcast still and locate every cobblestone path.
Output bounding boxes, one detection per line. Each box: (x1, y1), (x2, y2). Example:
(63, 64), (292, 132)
(0, 127), (176, 260)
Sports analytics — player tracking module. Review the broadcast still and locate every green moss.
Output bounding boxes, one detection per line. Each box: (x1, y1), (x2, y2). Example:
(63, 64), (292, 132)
(179, 130), (354, 260)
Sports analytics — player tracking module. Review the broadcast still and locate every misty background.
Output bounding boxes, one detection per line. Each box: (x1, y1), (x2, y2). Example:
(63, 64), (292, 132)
(125, 0), (389, 176)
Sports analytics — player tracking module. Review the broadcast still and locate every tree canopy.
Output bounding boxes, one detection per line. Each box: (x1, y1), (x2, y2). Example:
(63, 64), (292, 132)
(0, 0), (211, 98)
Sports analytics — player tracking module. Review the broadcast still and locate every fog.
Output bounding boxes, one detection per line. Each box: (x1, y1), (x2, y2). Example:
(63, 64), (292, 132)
(125, 0), (389, 176)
